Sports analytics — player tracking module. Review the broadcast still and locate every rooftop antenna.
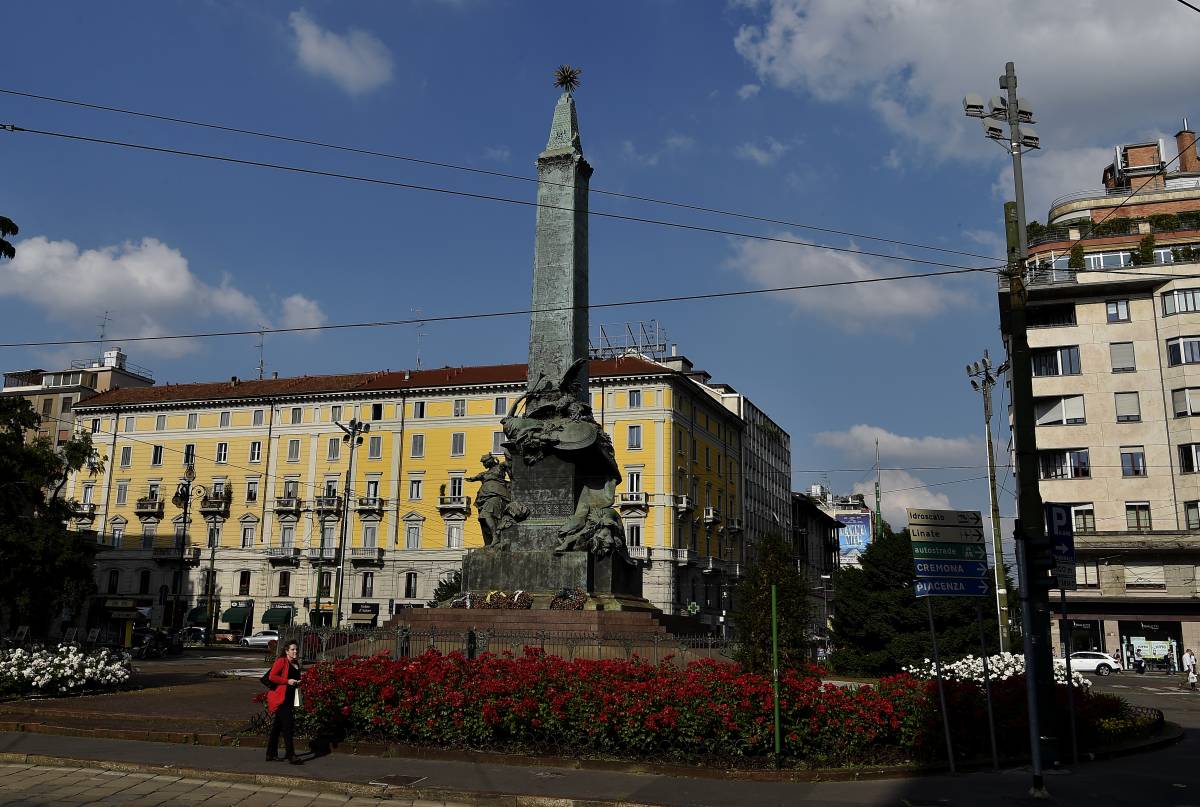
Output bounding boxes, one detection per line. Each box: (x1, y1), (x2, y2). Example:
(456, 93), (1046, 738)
(97, 311), (111, 359)
(412, 307), (425, 370)
(255, 325), (266, 380)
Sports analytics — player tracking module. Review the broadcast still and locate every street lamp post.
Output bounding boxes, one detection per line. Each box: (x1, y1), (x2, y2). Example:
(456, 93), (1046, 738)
(333, 417), (369, 629)
(171, 465), (209, 638)
(818, 574), (832, 659)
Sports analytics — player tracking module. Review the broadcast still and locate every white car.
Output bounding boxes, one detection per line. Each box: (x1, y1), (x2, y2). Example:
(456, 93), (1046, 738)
(240, 630), (279, 648)
(1060, 651), (1122, 676)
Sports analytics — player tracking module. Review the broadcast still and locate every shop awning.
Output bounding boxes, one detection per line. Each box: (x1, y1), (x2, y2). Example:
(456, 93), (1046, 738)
(346, 612), (377, 623)
(221, 606), (251, 625)
(261, 607), (294, 626)
(186, 606), (210, 624)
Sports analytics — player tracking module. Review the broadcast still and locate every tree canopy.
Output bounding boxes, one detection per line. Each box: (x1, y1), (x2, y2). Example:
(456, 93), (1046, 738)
(732, 533), (810, 672)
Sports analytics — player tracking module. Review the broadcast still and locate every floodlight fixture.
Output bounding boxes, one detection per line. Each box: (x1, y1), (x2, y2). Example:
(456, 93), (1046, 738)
(981, 116), (1005, 140)
(963, 93), (985, 117)
(1019, 124), (1040, 149)
(987, 95), (1007, 118)
(1016, 97), (1035, 123)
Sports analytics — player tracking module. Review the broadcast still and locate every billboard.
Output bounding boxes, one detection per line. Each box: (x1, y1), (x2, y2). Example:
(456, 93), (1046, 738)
(837, 513), (873, 566)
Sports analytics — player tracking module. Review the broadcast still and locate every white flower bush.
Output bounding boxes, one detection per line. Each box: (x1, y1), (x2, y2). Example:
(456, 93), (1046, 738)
(904, 651), (1091, 690)
(0, 645), (131, 696)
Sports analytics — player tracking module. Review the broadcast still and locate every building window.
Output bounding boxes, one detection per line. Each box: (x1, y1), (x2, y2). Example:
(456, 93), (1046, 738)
(282, 480), (298, 498)
(120, 445), (132, 467)
(1109, 342), (1136, 373)
(405, 523), (421, 549)
(627, 470), (641, 493)
(691, 437), (698, 461)
(450, 432), (466, 456)
(1162, 288), (1200, 315)
(1114, 392), (1141, 422)
(181, 444), (195, 467)
(1180, 443), (1200, 473)
(411, 433), (425, 458)
(215, 442), (228, 464)
(1027, 303), (1077, 328)
(1124, 562), (1165, 589)
(403, 572), (418, 599)
(368, 435), (382, 459)
(88, 417), (100, 434)
(278, 571), (290, 597)
(219, 411), (231, 428)
(369, 403), (382, 421)
(494, 396), (507, 416)
(151, 445), (163, 466)
(155, 415), (166, 431)
(287, 439), (301, 462)
(627, 523), (642, 546)
(81, 483), (94, 504)
(186, 413), (198, 430)
(1106, 299), (1130, 323)
(41, 399), (53, 418)
(1120, 446), (1147, 477)
(124, 416), (136, 433)
(1187, 500), (1200, 530)
(142, 525), (156, 550)
(362, 525), (377, 548)
(318, 572), (332, 598)
(115, 482), (128, 505)
(249, 441), (262, 463)
(253, 409), (264, 426)
(1034, 395), (1085, 426)
(1031, 346), (1081, 377)
(453, 399), (466, 418)
(1125, 502), (1152, 531)
(320, 524), (336, 548)
(704, 446), (711, 468)
(1038, 449), (1090, 480)
(492, 431), (504, 455)
(1077, 561), (1100, 588)
(323, 479), (338, 498)
(106, 570), (119, 594)
(628, 389), (642, 409)
(137, 570), (151, 595)
(111, 526), (124, 547)
(238, 570), (251, 596)
(290, 407), (302, 425)
(327, 437), (340, 461)
(207, 523), (220, 548)
(245, 480), (258, 502)
(449, 476), (464, 498)
(412, 401), (425, 419)
(1167, 336), (1200, 367)
(446, 523), (463, 548)
(677, 429), (685, 455)
(361, 572), (374, 597)
(330, 405), (342, 422)
(280, 526), (294, 549)
(408, 478), (422, 500)
(241, 524), (255, 548)
(1172, 388), (1200, 417)
(628, 425), (642, 450)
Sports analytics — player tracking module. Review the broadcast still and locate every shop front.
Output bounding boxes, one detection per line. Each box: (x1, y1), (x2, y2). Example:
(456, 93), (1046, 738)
(88, 597), (152, 646)
(1119, 619), (1184, 671)
(261, 603), (295, 629)
(220, 599), (254, 640)
(348, 602), (379, 628)
(1058, 618), (1105, 654)
(307, 600), (333, 627)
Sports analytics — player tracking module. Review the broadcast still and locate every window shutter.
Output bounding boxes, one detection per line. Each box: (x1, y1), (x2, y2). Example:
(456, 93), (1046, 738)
(1110, 342), (1135, 371)
(1123, 563), (1165, 586)
(1035, 398), (1065, 425)
(1063, 395), (1086, 422)
(1115, 392), (1140, 419)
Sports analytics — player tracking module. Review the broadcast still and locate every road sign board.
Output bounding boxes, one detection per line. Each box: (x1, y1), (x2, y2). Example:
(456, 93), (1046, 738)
(913, 559), (989, 578)
(1045, 502), (1076, 590)
(906, 508), (983, 528)
(915, 577), (990, 598)
(912, 541), (988, 561)
(907, 524), (986, 544)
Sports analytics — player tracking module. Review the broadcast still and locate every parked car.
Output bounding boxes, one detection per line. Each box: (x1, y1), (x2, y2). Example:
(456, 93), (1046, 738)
(180, 626), (207, 644)
(240, 630), (279, 648)
(1059, 651), (1122, 676)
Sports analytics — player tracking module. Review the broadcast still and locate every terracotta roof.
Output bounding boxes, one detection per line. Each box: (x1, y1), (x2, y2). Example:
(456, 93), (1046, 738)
(76, 356), (671, 410)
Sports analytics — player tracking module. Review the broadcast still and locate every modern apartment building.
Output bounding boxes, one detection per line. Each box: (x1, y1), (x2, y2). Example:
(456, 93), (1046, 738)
(791, 491), (842, 657)
(69, 354), (769, 637)
(1012, 122), (1200, 665)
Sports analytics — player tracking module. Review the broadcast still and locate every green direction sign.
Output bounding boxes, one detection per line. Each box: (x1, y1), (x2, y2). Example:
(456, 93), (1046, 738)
(912, 541), (988, 562)
(907, 524), (986, 544)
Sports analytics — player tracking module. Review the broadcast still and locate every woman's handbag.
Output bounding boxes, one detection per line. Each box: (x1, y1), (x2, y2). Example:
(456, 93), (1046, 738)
(260, 670), (274, 689)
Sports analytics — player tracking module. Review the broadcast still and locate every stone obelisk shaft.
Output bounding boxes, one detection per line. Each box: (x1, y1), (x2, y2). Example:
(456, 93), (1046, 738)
(529, 91), (592, 397)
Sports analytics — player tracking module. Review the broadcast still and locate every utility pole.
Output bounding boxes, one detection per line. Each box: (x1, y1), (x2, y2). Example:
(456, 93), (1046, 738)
(332, 417), (369, 628)
(965, 62), (1057, 793)
(874, 439), (882, 540)
(968, 350), (1011, 652)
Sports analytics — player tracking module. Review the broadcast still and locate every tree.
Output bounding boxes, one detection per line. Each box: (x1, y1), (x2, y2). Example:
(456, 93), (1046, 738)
(828, 523), (1002, 676)
(0, 398), (103, 638)
(732, 533), (809, 672)
(1067, 243), (1085, 270)
(428, 569), (462, 606)
(0, 216), (16, 262)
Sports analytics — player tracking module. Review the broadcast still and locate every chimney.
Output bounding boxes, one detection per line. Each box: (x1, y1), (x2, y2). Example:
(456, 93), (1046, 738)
(230, 376), (239, 387)
(272, 371), (278, 379)
(1177, 119), (1198, 174)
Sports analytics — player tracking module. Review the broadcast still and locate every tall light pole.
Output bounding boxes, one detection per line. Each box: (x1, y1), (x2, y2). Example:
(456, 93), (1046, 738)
(965, 62), (1057, 792)
(171, 465), (209, 639)
(333, 417), (369, 628)
(968, 350), (1010, 652)
(819, 573), (832, 659)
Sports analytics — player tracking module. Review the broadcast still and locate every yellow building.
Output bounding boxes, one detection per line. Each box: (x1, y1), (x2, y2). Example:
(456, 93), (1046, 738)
(70, 354), (787, 636)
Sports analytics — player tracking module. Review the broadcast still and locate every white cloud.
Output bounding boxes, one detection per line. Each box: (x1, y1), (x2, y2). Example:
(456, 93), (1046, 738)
(725, 231), (971, 329)
(621, 134), (695, 167)
(993, 146), (1118, 223)
(483, 145), (511, 163)
(816, 424), (980, 466)
(289, 9), (393, 96)
(1, 236), (327, 356)
(279, 293), (328, 333)
(851, 470), (953, 533)
(882, 148), (902, 170)
(734, 136), (790, 166)
(734, 1), (1197, 206)
(737, 83), (761, 100)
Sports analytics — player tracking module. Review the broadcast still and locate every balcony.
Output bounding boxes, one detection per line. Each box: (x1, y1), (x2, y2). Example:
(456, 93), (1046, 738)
(626, 545), (649, 562)
(355, 496), (385, 514)
(72, 502), (97, 520)
(266, 546), (300, 565)
(152, 545), (200, 565)
(274, 497), (304, 514)
(725, 517), (743, 533)
(134, 497), (164, 517)
(349, 547), (384, 564)
(702, 506), (721, 525)
(437, 495), (471, 514)
(306, 547), (339, 564)
(313, 496), (343, 515)
(675, 495), (695, 513)
(701, 556), (724, 574)
(199, 492), (231, 517)
(618, 492), (647, 508)
(672, 547), (696, 566)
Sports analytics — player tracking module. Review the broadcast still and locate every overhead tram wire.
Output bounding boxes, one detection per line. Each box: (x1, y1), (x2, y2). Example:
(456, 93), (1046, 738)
(0, 263), (995, 349)
(0, 88), (1004, 263)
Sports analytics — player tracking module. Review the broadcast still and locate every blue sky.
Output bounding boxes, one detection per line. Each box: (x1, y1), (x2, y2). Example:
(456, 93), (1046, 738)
(2, 1), (1196, 543)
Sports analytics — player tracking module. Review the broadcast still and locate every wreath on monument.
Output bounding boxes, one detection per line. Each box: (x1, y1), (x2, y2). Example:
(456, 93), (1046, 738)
(550, 587), (587, 610)
(481, 590), (533, 610)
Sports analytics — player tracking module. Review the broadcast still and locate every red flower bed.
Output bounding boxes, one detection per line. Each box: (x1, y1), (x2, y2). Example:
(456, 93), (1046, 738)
(289, 649), (1141, 767)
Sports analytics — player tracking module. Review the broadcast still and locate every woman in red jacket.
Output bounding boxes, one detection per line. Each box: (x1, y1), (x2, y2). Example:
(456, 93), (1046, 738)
(266, 640), (303, 763)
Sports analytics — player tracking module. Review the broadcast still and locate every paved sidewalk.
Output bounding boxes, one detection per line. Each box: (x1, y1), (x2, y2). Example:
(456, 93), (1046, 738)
(0, 729), (1195, 806)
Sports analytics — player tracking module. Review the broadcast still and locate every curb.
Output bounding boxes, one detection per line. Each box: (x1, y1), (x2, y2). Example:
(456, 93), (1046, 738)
(0, 751), (660, 807)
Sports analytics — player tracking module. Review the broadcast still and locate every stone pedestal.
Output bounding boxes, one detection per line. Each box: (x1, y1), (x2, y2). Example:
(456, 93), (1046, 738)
(463, 549), (643, 604)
